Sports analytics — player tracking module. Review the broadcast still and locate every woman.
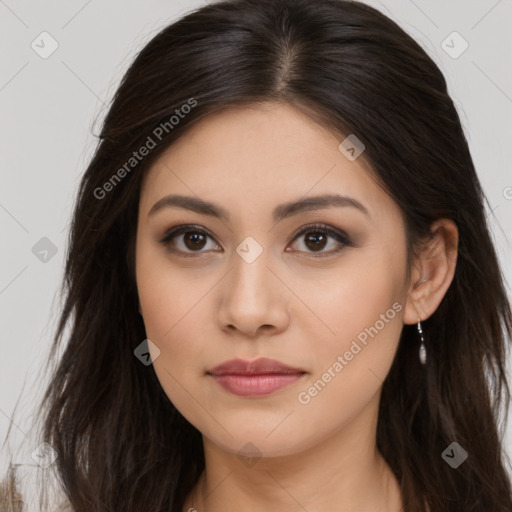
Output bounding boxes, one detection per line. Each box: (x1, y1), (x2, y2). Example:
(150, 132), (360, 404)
(1, 0), (511, 511)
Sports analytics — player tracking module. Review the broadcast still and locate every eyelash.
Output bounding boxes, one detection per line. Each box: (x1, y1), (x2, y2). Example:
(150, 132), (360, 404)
(159, 223), (352, 258)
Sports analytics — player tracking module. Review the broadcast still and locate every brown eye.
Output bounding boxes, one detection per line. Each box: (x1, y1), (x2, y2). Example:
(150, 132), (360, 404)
(159, 225), (221, 255)
(183, 231), (207, 250)
(304, 232), (328, 251)
(288, 224), (351, 256)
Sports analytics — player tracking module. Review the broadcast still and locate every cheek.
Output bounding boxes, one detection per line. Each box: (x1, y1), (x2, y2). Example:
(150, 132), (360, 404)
(138, 272), (204, 354)
(135, 240), (206, 363)
(292, 260), (404, 436)
(297, 242), (405, 341)
(295, 242), (407, 393)
(136, 254), (212, 425)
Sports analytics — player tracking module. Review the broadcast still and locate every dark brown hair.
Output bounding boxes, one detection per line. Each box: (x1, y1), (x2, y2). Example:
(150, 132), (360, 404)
(2, 0), (511, 510)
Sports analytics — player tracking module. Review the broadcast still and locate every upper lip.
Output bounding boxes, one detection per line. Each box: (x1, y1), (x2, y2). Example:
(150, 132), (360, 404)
(209, 357), (306, 375)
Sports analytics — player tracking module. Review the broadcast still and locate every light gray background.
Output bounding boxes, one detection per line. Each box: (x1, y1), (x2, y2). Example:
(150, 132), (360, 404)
(1, 0), (511, 502)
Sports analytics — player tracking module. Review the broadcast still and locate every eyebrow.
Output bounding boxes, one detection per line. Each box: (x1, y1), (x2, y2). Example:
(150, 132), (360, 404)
(148, 193), (370, 222)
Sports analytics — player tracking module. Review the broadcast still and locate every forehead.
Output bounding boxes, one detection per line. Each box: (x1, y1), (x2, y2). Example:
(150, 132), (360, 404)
(139, 102), (395, 220)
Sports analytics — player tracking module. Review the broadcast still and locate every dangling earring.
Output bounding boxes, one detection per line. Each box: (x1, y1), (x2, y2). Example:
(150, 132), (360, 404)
(417, 317), (427, 365)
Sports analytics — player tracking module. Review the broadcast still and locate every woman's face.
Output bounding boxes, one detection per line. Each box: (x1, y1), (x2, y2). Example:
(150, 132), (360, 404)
(136, 102), (410, 459)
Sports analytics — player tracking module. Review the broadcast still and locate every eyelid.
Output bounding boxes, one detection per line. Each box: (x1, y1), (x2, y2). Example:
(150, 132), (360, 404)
(290, 223), (350, 244)
(158, 224), (217, 244)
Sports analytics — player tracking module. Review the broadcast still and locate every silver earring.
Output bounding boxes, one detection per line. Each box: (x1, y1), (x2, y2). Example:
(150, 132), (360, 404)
(417, 317), (427, 365)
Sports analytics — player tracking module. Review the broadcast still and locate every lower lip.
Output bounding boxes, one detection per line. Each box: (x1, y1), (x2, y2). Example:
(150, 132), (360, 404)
(210, 373), (305, 397)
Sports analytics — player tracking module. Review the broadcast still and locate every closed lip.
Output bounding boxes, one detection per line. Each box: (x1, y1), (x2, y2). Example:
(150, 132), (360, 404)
(208, 357), (306, 375)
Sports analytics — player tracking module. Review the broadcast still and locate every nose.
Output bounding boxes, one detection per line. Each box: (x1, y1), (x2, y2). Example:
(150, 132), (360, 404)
(216, 250), (290, 338)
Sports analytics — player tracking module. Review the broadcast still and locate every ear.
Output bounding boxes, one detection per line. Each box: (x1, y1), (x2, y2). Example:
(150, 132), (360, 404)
(403, 218), (458, 325)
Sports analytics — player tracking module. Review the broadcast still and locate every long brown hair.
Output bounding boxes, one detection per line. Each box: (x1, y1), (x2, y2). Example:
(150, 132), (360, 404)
(2, 0), (511, 510)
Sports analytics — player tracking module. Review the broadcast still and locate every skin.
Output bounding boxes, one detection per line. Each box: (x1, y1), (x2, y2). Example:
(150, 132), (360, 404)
(135, 102), (458, 512)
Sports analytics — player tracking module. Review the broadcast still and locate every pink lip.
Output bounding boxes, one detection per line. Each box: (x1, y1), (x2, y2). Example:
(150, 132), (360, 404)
(208, 358), (306, 397)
